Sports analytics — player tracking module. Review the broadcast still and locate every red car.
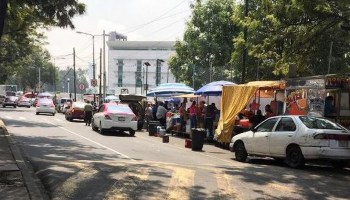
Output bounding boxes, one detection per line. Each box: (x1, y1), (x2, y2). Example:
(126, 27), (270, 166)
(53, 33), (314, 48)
(65, 102), (87, 122)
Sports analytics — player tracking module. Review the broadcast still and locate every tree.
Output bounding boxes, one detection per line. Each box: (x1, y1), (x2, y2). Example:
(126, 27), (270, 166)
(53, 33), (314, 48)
(0, 0), (86, 84)
(231, 0), (350, 80)
(169, 0), (239, 88)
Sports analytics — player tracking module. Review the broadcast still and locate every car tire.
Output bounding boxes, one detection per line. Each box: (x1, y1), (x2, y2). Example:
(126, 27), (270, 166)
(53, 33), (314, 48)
(52, 113), (55, 116)
(36, 112), (39, 115)
(91, 119), (98, 131)
(99, 123), (105, 134)
(27, 106), (30, 108)
(14, 105), (16, 108)
(286, 145), (305, 168)
(234, 141), (248, 162)
(69, 117), (73, 122)
(129, 130), (136, 136)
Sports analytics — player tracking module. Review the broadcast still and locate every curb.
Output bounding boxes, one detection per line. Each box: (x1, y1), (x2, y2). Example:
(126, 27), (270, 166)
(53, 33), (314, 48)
(0, 119), (49, 200)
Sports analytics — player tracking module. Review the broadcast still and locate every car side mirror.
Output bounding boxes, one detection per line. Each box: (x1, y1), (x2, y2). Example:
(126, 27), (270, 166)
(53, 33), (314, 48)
(251, 127), (257, 132)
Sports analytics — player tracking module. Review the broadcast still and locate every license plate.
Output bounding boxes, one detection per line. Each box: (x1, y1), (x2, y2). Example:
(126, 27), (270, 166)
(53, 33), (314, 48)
(118, 117), (125, 121)
(339, 140), (349, 147)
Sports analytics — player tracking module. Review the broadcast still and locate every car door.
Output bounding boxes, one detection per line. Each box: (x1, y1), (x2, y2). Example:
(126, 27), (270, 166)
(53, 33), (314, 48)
(269, 117), (297, 156)
(94, 105), (105, 125)
(251, 117), (279, 154)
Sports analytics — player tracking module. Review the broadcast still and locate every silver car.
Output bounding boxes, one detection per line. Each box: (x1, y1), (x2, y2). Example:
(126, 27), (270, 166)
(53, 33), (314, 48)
(230, 115), (350, 168)
(36, 98), (56, 116)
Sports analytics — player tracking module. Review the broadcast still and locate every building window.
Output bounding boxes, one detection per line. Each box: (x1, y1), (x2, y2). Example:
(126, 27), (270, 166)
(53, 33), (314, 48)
(118, 60), (123, 87)
(136, 60), (142, 87)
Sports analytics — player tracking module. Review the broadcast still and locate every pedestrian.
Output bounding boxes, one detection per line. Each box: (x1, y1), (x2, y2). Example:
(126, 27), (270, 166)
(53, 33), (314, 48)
(156, 102), (168, 127)
(152, 102), (158, 120)
(198, 101), (206, 128)
(145, 103), (153, 129)
(249, 109), (266, 128)
(264, 104), (274, 118)
(84, 101), (93, 126)
(205, 103), (218, 141)
(189, 101), (199, 129)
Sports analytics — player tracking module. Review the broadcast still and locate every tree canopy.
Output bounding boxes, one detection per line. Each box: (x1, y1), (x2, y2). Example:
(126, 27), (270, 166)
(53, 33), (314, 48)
(169, 0), (350, 85)
(0, 0), (85, 87)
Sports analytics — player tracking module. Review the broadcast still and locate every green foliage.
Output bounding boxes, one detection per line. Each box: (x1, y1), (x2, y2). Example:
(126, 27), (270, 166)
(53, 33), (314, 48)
(169, 0), (239, 88)
(231, 0), (350, 80)
(0, 0), (86, 85)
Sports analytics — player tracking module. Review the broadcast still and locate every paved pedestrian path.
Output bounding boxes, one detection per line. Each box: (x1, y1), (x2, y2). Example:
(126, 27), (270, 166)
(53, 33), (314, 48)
(0, 119), (47, 200)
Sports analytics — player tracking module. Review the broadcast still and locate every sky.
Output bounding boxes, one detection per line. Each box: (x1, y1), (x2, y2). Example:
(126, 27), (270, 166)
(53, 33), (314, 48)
(45, 0), (193, 69)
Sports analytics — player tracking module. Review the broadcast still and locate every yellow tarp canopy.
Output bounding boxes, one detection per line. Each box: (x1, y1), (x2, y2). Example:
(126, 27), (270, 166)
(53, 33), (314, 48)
(174, 93), (200, 98)
(215, 81), (285, 143)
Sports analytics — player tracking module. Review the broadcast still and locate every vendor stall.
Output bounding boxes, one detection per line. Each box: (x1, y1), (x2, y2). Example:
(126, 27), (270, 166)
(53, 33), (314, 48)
(215, 81), (285, 144)
(285, 74), (350, 129)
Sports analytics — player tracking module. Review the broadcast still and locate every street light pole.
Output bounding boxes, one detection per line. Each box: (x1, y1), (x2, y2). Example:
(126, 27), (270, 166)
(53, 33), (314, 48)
(38, 67), (41, 92)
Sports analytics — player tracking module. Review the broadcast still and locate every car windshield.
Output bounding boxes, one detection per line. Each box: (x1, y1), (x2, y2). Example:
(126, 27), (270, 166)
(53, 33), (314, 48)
(61, 99), (72, 104)
(107, 105), (133, 114)
(38, 99), (53, 104)
(299, 116), (345, 130)
(73, 102), (85, 108)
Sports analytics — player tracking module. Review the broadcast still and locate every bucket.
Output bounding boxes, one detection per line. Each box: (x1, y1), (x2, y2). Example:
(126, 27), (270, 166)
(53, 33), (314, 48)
(162, 135), (169, 143)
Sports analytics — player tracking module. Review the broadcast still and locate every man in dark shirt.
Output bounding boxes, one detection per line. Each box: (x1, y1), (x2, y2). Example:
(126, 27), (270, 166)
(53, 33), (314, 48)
(249, 110), (266, 128)
(205, 103), (218, 141)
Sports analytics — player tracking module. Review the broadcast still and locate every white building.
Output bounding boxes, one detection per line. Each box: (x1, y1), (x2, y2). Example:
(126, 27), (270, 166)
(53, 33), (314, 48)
(107, 35), (176, 95)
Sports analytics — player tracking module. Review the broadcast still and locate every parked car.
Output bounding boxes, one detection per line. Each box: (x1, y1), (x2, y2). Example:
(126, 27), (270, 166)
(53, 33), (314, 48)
(65, 102), (86, 122)
(91, 102), (137, 136)
(57, 98), (73, 113)
(119, 94), (147, 130)
(2, 96), (18, 108)
(17, 97), (31, 108)
(229, 115), (350, 168)
(36, 98), (56, 116)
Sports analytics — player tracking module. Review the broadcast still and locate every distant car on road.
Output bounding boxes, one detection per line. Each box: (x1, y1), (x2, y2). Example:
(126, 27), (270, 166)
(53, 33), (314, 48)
(65, 102), (87, 122)
(57, 98), (73, 113)
(2, 96), (18, 108)
(36, 98), (55, 116)
(230, 115), (350, 168)
(91, 102), (137, 136)
(17, 97), (31, 108)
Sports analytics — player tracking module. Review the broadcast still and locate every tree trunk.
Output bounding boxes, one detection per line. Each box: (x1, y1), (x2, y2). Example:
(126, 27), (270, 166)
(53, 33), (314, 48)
(0, 0), (7, 43)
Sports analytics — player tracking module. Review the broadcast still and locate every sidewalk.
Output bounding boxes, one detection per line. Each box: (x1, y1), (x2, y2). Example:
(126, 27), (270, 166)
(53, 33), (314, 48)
(0, 119), (48, 200)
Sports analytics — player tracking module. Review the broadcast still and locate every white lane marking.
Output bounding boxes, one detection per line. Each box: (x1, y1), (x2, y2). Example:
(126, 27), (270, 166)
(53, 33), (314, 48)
(44, 120), (135, 161)
(6, 116), (13, 119)
(19, 117), (26, 120)
(53, 118), (62, 122)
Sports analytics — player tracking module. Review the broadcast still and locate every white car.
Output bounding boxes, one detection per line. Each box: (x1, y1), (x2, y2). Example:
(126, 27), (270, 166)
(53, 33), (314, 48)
(17, 97), (31, 108)
(229, 115), (350, 168)
(36, 98), (56, 116)
(91, 103), (137, 136)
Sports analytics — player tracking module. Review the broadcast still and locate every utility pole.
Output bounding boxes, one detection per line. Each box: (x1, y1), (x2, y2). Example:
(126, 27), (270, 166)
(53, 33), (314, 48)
(103, 30), (106, 102)
(241, 0), (249, 83)
(99, 48), (102, 104)
(73, 48), (76, 101)
(327, 41), (333, 75)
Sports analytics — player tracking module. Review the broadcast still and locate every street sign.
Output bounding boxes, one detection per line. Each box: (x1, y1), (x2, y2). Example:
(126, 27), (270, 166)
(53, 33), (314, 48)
(91, 79), (97, 87)
(79, 84), (85, 90)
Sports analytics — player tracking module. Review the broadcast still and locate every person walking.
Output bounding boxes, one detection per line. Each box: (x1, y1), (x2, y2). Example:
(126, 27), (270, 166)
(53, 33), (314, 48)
(84, 101), (94, 126)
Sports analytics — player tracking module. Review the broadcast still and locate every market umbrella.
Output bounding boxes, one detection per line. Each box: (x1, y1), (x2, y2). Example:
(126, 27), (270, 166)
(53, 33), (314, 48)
(195, 80), (236, 96)
(146, 83), (195, 97)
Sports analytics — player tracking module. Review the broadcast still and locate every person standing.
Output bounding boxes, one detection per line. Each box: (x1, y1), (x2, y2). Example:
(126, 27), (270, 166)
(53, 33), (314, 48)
(84, 101), (93, 126)
(145, 103), (153, 129)
(249, 109), (266, 128)
(189, 101), (199, 129)
(205, 103), (218, 141)
(156, 102), (168, 127)
(264, 104), (274, 118)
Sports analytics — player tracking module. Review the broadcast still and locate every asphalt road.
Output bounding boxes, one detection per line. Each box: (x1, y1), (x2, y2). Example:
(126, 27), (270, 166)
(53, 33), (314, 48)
(1, 106), (350, 200)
